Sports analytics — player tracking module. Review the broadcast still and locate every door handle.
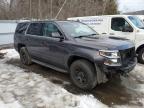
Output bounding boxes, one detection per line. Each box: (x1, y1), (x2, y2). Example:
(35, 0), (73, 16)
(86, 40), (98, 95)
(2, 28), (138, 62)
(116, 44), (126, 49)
(110, 33), (115, 35)
(26, 38), (29, 41)
(102, 33), (107, 34)
(42, 41), (48, 46)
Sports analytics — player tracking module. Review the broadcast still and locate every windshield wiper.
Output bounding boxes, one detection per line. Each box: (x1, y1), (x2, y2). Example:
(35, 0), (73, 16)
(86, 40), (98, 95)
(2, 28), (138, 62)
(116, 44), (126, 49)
(74, 34), (97, 38)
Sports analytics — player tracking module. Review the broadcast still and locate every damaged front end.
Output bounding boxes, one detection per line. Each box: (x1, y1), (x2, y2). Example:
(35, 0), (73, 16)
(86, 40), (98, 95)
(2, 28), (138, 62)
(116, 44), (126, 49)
(95, 47), (137, 84)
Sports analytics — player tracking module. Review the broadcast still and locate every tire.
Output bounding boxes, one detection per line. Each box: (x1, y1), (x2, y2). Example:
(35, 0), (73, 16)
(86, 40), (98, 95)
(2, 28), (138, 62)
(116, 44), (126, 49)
(138, 48), (144, 64)
(70, 59), (97, 90)
(20, 47), (32, 65)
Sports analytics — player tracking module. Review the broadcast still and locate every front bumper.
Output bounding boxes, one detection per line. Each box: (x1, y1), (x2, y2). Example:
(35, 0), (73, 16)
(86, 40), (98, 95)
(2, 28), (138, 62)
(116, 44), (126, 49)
(99, 57), (137, 74)
(94, 57), (137, 84)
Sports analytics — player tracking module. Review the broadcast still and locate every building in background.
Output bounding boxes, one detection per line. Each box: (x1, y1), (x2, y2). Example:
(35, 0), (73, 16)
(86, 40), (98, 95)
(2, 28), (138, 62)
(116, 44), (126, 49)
(124, 10), (144, 15)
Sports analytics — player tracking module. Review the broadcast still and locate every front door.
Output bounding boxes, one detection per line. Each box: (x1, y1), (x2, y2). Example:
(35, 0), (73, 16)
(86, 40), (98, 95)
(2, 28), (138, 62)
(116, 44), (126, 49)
(40, 22), (68, 69)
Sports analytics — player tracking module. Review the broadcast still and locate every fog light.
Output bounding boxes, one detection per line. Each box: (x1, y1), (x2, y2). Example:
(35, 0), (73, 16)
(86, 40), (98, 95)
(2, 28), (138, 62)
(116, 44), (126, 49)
(104, 58), (121, 66)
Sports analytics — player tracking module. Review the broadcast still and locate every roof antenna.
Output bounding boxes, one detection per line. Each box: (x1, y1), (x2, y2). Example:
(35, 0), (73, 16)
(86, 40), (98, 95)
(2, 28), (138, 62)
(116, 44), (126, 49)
(54, 0), (67, 19)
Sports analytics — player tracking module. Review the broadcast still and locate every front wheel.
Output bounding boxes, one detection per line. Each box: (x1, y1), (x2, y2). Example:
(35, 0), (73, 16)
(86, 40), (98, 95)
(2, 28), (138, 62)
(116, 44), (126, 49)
(138, 48), (144, 64)
(70, 59), (97, 90)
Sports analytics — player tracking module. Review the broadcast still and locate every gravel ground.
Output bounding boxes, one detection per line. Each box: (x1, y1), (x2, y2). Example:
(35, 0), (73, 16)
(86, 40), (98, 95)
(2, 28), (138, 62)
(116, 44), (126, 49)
(0, 49), (144, 108)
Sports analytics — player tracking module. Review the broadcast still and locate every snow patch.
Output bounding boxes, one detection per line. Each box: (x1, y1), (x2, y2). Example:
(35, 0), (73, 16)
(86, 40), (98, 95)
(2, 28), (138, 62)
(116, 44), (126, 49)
(131, 64), (144, 78)
(0, 101), (23, 108)
(79, 95), (108, 108)
(1, 49), (19, 59)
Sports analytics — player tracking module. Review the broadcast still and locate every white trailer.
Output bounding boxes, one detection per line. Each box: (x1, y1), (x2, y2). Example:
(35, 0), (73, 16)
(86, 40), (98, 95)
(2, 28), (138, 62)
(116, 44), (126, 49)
(0, 20), (18, 45)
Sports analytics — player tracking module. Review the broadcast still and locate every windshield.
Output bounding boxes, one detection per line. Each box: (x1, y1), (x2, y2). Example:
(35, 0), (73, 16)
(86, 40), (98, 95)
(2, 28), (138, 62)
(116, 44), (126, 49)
(57, 21), (97, 38)
(128, 16), (144, 29)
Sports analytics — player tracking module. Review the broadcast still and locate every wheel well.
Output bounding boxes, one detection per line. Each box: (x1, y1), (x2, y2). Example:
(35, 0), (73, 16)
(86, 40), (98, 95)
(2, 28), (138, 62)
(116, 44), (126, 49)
(136, 44), (144, 54)
(67, 56), (94, 68)
(18, 44), (25, 52)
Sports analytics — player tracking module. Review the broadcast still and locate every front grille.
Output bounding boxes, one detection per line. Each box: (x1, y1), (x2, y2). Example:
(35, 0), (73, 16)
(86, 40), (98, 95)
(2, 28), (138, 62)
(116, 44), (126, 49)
(120, 47), (135, 66)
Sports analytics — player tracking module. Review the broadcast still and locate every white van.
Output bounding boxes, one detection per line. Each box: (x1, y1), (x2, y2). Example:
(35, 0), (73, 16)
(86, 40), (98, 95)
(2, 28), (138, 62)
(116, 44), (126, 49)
(68, 15), (144, 64)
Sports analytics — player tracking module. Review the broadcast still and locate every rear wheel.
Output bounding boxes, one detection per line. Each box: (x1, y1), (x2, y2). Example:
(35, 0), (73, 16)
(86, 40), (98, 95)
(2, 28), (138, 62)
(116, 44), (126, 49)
(70, 59), (97, 90)
(138, 48), (144, 64)
(20, 47), (32, 65)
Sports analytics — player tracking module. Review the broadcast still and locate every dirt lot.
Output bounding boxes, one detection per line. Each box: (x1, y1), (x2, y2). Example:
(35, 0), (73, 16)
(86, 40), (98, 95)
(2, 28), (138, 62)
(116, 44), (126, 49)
(0, 49), (144, 108)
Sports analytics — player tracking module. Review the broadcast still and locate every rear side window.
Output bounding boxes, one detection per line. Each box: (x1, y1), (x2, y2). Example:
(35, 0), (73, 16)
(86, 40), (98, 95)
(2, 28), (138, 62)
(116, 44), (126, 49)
(27, 23), (44, 36)
(15, 23), (29, 34)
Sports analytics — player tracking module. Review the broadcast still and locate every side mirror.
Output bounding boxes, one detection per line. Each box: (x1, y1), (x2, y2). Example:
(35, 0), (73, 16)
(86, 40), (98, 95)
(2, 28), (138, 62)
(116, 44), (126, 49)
(122, 26), (133, 32)
(52, 32), (64, 40)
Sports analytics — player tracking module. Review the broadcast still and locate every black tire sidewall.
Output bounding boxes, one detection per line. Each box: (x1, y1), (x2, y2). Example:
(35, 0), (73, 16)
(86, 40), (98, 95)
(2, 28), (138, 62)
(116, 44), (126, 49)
(70, 60), (97, 90)
(20, 47), (31, 65)
(138, 48), (144, 64)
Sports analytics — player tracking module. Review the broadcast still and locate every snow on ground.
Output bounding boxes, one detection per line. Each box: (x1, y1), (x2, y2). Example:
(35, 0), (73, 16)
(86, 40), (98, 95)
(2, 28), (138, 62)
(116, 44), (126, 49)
(1, 49), (144, 108)
(120, 64), (144, 94)
(0, 49), (108, 108)
(132, 64), (144, 79)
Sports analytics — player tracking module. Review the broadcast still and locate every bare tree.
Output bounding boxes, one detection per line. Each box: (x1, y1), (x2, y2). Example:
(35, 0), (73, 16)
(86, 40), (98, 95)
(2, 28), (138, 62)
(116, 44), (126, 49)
(0, 0), (118, 20)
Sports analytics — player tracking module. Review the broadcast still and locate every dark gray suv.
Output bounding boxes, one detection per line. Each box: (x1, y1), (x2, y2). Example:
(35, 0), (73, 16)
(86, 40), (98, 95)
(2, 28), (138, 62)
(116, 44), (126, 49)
(14, 20), (137, 90)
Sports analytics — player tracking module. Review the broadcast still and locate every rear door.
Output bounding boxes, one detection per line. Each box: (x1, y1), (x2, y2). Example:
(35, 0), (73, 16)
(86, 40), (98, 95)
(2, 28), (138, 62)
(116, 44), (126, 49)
(14, 22), (29, 51)
(26, 22), (44, 60)
(109, 17), (135, 42)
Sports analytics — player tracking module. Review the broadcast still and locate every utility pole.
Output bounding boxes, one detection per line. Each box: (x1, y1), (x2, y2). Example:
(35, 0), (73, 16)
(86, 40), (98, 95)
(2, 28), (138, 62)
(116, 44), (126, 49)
(102, 0), (108, 15)
(38, 0), (41, 19)
(29, 0), (31, 18)
(51, 0), (53, 19)
(55, 0), (67, 19)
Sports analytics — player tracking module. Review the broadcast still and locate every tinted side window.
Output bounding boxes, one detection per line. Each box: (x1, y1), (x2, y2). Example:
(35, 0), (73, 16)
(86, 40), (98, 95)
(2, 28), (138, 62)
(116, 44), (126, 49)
(15, 23), (29, 34)
(27, 23), (43, 36)
(111, 18), (132, 31)
(43, 23), (61, 37)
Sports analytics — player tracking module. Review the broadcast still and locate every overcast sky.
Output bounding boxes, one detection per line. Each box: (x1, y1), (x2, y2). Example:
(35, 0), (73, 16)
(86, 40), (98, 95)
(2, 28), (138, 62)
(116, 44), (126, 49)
(118, 0), (144, 13)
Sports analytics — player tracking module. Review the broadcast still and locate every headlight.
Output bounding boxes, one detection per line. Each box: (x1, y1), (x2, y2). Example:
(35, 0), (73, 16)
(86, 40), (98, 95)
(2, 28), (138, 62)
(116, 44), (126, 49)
(99, 50), (120, 59)
(99, 50), (121, 66)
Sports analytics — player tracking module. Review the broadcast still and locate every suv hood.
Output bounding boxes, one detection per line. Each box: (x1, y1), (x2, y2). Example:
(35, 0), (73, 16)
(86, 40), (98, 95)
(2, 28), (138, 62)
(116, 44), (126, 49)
(75, 36), (134, 50)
